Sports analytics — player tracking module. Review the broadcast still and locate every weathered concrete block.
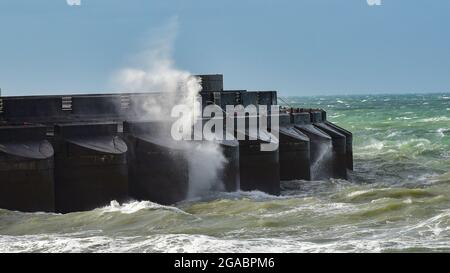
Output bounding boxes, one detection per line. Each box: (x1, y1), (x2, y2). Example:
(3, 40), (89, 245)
(198, 74), (224, 92)
(124, 121), (189, 205)
(0, 125), (55, 212)
(54, 122), (128, 213)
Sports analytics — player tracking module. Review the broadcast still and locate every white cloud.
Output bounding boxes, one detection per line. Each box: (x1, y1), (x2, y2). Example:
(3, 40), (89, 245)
(367, 0), (382, 6)
(66, 0), (81, 6)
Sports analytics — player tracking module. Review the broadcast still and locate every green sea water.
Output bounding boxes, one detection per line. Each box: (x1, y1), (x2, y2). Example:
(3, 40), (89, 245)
(1, 93), (450, 253)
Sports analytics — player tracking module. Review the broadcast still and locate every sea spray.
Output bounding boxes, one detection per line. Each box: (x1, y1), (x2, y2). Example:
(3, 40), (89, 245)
(311, 141), (333, 180)
(2, 94), (450, 253)
(113, 19), (227, 200)
(187, 142), (227, 198)
(103, 200), (190, 215)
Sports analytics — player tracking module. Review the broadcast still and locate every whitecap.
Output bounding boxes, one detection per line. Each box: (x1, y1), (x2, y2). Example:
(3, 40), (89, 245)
(436, 128), (446, 137)
(420, 117), (450, 122)
(100, 200), (189, 215)
(360, 140), (384, 151)
(386, 132), (398, 138)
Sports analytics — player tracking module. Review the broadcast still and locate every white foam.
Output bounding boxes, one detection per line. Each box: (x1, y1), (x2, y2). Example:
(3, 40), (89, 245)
(100, 200), (189, 215)
(3, 230), (450, 253)
(420, 116), (450, 122)
(360, 140), (384, 151)
(386, 132), (398, 138)
(347, 189), (373, 198)
(437, 128), (446, 137)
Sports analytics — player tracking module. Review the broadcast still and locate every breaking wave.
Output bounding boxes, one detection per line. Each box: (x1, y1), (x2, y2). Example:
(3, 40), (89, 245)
(2, 93), (450, 253)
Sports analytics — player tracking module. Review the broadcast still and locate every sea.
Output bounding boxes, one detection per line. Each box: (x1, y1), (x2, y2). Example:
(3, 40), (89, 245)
(1, 93), (450, 253)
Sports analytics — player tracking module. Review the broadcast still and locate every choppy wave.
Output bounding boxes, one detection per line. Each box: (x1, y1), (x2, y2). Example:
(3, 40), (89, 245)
(101, 200), (189, 215)
(2, 93), (450, 253)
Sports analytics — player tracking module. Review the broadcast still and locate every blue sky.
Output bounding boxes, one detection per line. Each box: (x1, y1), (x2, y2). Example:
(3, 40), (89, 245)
(0, 0), (449, 96)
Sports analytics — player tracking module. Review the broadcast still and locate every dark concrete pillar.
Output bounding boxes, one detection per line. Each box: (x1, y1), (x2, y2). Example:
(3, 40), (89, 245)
(216, 136), (240, 192)
(323, 118), (354, 171)
(197, 116), (240, 192)
(277, 114), (311, 180)
(310, 110), (347, 179)
(234, 116), (280, 195)
(54, 122), (128, 213)
(317, 110), (353, 171)
(313, 125), (347, 179)
(292, 112), (333, 180)
(124, 121), (189, 205)
(0, 125), (55, 212)
(239, 138), (280, 195)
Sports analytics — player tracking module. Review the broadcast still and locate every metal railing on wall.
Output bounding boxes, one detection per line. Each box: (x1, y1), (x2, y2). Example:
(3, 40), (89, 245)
(62, 96), (72, 112)
(0, 91), (278, 123)
(120, 94), (130, 111)
(235, 91), (242, 105)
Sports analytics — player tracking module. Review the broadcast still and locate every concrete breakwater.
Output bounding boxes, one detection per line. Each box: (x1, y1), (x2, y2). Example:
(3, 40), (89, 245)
(0, 75), (352, 213)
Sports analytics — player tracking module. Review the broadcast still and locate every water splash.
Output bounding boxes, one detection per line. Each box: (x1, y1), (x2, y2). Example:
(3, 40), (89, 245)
(311, 141), (333, 180)
(187, 142), (227, 198)
(2, 94), (450, 253)
(101, 200), (189, 215)
(112, 18), (227, 200)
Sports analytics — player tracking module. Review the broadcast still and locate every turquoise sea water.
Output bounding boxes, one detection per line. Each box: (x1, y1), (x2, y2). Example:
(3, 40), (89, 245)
(1, 93), (450, 252)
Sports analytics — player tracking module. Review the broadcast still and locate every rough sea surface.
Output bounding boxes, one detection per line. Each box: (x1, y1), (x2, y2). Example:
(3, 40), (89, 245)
(1, 93), (450, 253)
